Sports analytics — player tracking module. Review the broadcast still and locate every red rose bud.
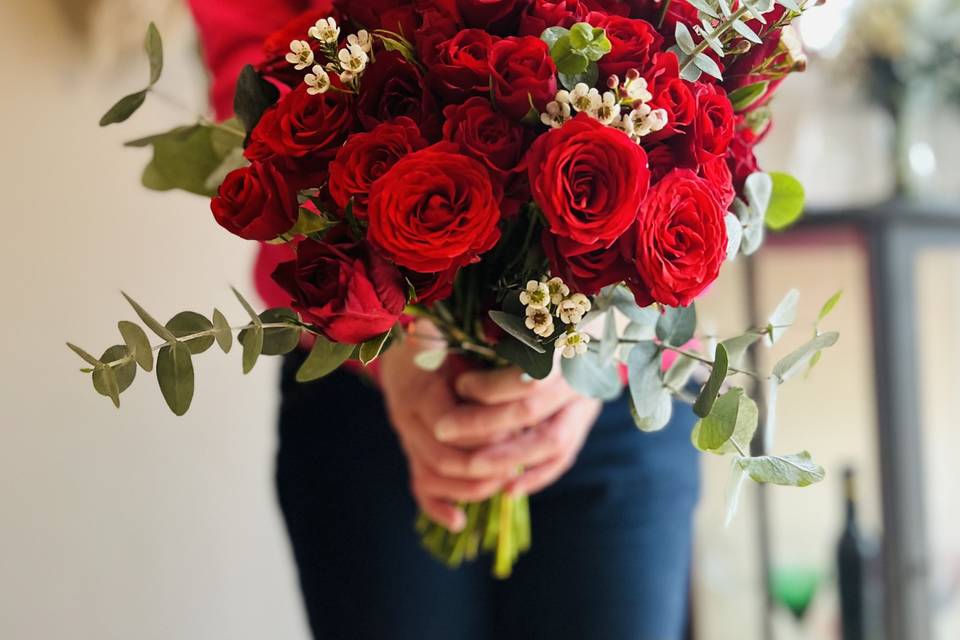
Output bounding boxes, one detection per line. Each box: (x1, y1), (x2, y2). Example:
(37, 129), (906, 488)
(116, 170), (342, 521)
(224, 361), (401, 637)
(528, 113), (650, 246)
(592, 14), (663, 82)
(442, 97), (528, 183)
(489, 36), (557, 120)
(686, 82), (736, 166)
(367, 143), (502, 273)
(542, 231), (637, 296)
(211, 161), (298, 241)
(328, 117), (429, 218)
(271, 226), (406, 345)
(357, 52), (441, 140)
(633, 169), (727, 308)
(422, 28), (497, 103)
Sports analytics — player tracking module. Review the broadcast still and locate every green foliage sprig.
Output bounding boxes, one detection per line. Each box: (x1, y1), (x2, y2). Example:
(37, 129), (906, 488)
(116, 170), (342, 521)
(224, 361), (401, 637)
(99, 23), (163, 126)
(67, 289), (392, 415)
(541, 22), (613, 90)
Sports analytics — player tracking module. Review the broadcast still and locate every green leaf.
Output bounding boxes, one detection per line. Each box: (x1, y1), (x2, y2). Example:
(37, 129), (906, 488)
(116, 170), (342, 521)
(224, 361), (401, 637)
(817, 290), (843, 326)
(561, 349), (622, 401)
(233, 65), (280, 134)
(773, 331), (839, 382)
(495, 336), (554, 380)
(664, 354), (697, 390)
(99, 90), (147, 127)
(359, 330), (391, 365)
(211, 309), (233, 353)
(691, 388), (758, 454)
(728, 81), (768, 111)
(92, 366), (121, 408)
(255, 308), (301, 356)
(118, 321), (154, 372)
(675, 22), (696, 54)
(766, 172), (805, 230)
(628, 389), (673, 432)
(289, 207), (335, 237)
(598, 286), (658, 326)
(568, 22), (594, 49)
(736, 451), (826, 487)
(688, 0), (719, 18)
(488, 310), (545, 354)
(767, 288), (799, 345)
(656, 304), (697, 347)
(296, 336), (354, 382)
(627, 341), (669, 430)
(413, 348), (447, 371)
(720, 332), (761, 369)
(693, 343), (729, 418)
(157, 342), (194, 416)
(241, 325), (263, 374)
(556, 50), (590, 76)
(97, 345), (137, 395)
(67, 343), (103, 367)
(558, 62), (599, 91)
(145, 22), (163, 85)
(121, 292), (177, 342)
(731, 18), (762, 44)
(744, 172), (773, 219)
(232, 287), (262, 326)
(166, 311), (215, 355)
(598, 310), (618, 364)
(540, 26), (569, 49)
(694, 53), (723, 80)
(127, 124), (244, 196)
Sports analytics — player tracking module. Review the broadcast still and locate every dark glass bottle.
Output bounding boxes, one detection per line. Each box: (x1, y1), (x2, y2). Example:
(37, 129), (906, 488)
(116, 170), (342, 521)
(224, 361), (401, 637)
(837, 466), (866, 640)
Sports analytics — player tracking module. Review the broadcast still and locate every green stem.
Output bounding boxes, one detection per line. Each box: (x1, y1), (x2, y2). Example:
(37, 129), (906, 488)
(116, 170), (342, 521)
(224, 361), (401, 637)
(678, 5), (752, 77)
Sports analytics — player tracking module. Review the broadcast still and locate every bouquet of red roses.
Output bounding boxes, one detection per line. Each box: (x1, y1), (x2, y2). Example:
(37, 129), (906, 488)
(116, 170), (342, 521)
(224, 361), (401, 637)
(75, 0), (840, 577)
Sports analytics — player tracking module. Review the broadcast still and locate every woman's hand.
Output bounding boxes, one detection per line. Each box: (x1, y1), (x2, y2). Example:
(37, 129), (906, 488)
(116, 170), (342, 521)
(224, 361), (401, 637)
(379, 321), (601, 530)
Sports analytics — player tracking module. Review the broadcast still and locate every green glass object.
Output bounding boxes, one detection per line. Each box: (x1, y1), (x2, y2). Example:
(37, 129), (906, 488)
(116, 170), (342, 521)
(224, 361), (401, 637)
(770, 565), (822, 621)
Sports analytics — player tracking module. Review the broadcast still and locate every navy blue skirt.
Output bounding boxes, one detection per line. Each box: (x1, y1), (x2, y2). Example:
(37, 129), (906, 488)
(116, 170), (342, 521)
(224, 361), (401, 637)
(276, 352), (700, 640)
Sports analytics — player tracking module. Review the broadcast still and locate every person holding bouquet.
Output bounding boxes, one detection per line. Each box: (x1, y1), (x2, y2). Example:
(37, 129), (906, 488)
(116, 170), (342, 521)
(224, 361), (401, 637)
(187, 1), (700, 638)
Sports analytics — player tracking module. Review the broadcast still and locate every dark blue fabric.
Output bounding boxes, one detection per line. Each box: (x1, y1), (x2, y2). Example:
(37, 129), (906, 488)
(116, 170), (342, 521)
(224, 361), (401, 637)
(276, 354), (700, 640)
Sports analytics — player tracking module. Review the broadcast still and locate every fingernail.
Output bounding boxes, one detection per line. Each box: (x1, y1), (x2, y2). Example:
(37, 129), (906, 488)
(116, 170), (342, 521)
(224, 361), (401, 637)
(435, 418), (455, 441)
(450, 511), (466, 533)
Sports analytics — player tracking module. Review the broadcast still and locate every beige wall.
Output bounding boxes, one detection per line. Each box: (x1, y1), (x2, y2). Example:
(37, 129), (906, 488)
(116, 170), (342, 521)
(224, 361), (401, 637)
(0, 2), (310, 638)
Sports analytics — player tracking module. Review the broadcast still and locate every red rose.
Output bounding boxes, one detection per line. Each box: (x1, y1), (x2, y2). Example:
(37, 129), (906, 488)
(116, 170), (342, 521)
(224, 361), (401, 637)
(328, 118), (429, 218)
(542, 231), (636, 295)
(489, 36), (558, 120)
(211, 161), (298, 241)
(442, 97), (528, 183)
(528, 113), (650, 246)
(456, 0), (527, 33)
(245, 86), (355, 187)
(648, 53), (696, 139)
(728, 114), (769, 193)
(357, 52), (441, 140)
(405, 265), (459, 304)
(687, 82), (735, 165)
(272, 226), (406, 344)
(333, 0), (412, 32)
(519, 0), (591, 36)
(367, 143), (501, 273)
(591, 14), (663, 81)
(633, 169), (727, 307)
(422, 28), (497, 102)
(257, 8), (334, 87)
(700, 156), (735, 212)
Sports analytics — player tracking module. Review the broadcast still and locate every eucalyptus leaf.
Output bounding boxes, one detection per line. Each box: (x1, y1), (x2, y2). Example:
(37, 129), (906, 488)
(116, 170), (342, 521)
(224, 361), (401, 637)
(720, 332), (761, 369)
(688, 0), (719, 17)
(413, 348), (447, 371)
(725, 212), (743, 261)
(145, 22), (163, 85)
(360, 331), (391, 365)
(629, 389), (673, 432)
(92, 365), (121, 408)
(559, 63), (599, 91)
(97, 345), (137, 395)
(99, 90), (147, 127)
(745, 172), (773, 219)
(656, 304), (697, 347)
(664, 354), (698, 390)
(731, 18), (762, 44)
(166, 311), (215, 355)
(211, 309), (233, 353)
(232, 287), (262, 326)
(627, 341), (664, 420)
(67, 343), (103, 367)
(118, 320), (154, 372)
(694, 53), (723, 80)
(121, 292), (177, 342)
(495, 336), (554, 380)
(767, 288), (799, 345)
(736, 451), (826, 487)
(234, 65), (280, 135)
(541, 26), (569, 48)
(296, 336), (354, 382)
(488, 310), (545, 354)
(241, 325), (263, 374)
(691, 388), (758, 455)
(675, 22), (696, 54)
(766, 172), (805, 230)
(127, 124), (243, 196)
(568, 22), (594, 49)
(693, 343), (729, 418)
(157, 342), (194, 416)
(239, 308), (300, 356)
(561, 349), (622, 401)
(598, 311), (618, 364)
(773, 331), (839, 382)
(817, 290), (843, 325)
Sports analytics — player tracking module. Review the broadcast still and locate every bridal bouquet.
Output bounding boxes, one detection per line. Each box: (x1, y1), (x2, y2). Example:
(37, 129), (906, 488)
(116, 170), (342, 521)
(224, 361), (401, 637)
(75, 0), (840, 577)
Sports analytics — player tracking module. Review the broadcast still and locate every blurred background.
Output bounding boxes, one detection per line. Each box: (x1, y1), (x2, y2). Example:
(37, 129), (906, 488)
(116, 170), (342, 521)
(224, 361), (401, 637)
(1, 0), (958, 638)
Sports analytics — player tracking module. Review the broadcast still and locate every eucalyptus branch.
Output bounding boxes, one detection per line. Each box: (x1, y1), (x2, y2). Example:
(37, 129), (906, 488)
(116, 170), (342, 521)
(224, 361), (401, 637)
(678, 5), (752, 77)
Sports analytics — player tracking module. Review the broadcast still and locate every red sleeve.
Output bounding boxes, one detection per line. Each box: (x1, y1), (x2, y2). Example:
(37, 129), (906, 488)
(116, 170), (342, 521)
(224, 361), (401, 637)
(187, 0), (307, 119)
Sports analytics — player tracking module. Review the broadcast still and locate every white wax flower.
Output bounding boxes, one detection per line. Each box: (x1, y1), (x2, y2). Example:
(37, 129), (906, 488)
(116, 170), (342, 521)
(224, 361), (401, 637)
(569, 83), (602, 115)
(593, 91), (620, 125)
(629, 104), (668, 138)
(347, 30), (373, 54)
(519, 280), (551, 310)
(545, 277), (570, 306)
(286, 40), (315, 70)
(540, 100), (572, 129)
(338, 43), (369, 78)
(525, 307), (555, 337)
(624, 76), (652, 103)
(309, 17), (340, 44)
(556, 330), (590, 358)
(304, 65), (331, 95)
(557, 293), (591, 325)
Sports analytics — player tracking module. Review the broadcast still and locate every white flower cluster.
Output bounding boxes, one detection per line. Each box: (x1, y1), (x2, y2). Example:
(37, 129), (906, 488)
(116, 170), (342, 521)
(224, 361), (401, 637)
(286, 17), (373, 94)
(541, 68), (668, 143)
(519, 277), (592, 358)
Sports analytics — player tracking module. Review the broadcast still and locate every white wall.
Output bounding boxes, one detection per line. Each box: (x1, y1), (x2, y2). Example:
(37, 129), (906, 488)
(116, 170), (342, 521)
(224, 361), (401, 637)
(0, 3), (310, 638)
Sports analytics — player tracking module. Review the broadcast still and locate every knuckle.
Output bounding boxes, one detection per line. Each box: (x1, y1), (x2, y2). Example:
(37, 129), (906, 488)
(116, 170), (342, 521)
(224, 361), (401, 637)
(517, 397), (539, 423)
